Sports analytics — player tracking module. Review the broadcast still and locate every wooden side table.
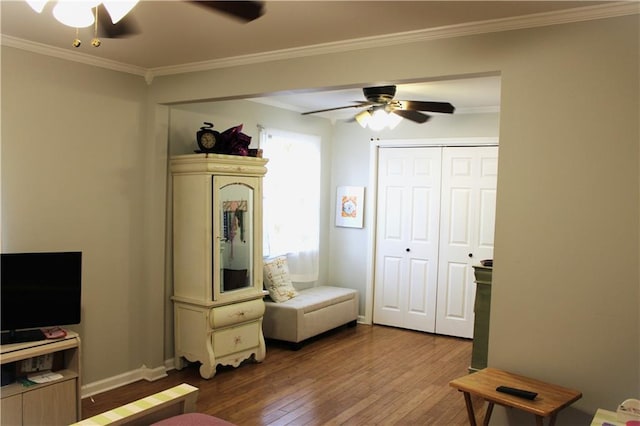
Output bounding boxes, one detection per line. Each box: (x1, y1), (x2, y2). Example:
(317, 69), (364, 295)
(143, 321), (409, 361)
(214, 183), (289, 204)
(449, 368), (582, 426)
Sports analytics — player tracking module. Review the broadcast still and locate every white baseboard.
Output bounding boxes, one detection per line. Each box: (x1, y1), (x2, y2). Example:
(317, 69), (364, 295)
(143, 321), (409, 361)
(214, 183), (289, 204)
(81, 362), (171, 398)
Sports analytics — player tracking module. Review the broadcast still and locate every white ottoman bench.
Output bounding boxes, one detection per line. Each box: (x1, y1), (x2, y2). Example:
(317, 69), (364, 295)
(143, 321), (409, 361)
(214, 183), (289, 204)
(262, 286), (358, 350)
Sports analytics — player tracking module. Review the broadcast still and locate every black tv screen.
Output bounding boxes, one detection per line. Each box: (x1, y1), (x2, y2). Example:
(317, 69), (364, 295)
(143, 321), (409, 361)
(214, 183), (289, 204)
(1, 251), (82, 344)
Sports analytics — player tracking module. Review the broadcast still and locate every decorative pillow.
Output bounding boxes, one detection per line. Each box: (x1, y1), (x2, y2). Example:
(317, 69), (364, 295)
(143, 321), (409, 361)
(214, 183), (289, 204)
(263, 256), (298, 302)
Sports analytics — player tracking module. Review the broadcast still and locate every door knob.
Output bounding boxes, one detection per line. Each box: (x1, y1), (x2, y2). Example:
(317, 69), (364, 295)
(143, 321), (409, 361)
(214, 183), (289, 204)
(468, 253), (473, 258)
(406, 248), (411, 252)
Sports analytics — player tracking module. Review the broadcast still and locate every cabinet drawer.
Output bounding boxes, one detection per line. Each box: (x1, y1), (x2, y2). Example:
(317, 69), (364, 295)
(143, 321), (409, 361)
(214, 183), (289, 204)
(210, 299), (265, 328)
(1, 394), (22, 425)
(213, 321), (261, 357)
(23, 379), (77, 425)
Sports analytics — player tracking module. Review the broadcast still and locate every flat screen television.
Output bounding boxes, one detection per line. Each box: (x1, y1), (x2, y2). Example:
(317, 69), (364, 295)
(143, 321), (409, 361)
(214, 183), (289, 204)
(1, 251), (82, 345)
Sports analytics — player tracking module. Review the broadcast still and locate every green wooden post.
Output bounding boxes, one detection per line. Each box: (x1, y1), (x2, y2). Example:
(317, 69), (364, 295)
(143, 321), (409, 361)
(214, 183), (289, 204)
(470, 265), (493, 372)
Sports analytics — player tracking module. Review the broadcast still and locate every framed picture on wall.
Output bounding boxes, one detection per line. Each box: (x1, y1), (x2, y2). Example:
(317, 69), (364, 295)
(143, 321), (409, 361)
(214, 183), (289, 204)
(335, 186), (365, 228)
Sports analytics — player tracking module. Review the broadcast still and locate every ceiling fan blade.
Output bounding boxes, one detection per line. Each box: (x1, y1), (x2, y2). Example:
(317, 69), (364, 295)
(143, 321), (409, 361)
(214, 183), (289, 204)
(301, 102), (372, 115)
(397, 100), (455, 114)
(392, 109), (431, 124)
(97, 4), (139, 38)
(192, 1), (265, 22)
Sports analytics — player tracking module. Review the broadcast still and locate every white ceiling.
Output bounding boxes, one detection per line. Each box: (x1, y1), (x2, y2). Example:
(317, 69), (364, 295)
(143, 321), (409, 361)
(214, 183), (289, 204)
(0, 1), (621, 119)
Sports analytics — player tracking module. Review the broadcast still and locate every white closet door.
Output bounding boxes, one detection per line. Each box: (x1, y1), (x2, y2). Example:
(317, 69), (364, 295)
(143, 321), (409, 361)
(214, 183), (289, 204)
(435, 146), (498, 338)
(373, 147), (442, 332)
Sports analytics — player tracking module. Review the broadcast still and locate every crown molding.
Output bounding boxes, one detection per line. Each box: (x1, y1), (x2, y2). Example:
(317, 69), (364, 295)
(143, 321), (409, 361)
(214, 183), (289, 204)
(149, 1), (639, 77)
(0, 34), (148, 77)
(2, 2), (638, 80)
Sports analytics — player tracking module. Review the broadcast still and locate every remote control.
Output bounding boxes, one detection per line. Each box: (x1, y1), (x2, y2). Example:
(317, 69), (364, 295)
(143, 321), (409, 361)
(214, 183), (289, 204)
(42, 327), (67, 339)
(495, 385), (538, 400)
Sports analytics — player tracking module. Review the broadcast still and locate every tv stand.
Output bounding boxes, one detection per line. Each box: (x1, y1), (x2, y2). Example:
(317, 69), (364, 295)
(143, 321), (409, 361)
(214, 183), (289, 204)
(0, 330), (81, 425)
(1, 329), (46, 345)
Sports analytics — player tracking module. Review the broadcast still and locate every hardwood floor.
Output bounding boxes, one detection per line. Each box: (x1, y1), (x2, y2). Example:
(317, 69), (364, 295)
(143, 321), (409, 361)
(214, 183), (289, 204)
(82, 324), (486, 425)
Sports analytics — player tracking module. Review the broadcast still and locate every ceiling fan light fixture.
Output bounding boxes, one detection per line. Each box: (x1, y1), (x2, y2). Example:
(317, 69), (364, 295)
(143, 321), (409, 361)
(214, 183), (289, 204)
(102, 0), (139, 24)
(25, 0), (48, 13)
(53, 0), (100, 28)
(355, 110), (371, 128)
(355, 108), (402, 131)
(368, 108), (389, 131)
(387, 112), (403, 129)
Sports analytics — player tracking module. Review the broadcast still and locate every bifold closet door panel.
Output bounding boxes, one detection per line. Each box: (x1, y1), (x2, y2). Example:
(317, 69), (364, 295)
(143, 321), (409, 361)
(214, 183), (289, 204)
(373, 147), (441, 332)
(435, 146), (498, 338)
(373, 145), (498, 338)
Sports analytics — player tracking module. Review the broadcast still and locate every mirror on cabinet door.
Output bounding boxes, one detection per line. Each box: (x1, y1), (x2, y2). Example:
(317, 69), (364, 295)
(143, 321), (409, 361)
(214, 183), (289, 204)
(219, 182), (254, 292)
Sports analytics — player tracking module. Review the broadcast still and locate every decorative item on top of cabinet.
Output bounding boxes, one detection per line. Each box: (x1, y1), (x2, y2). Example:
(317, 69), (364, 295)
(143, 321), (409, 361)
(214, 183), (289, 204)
(171, 153), (268, 379)
(195, 122), (220, 153)
(194, 122), (253, 156)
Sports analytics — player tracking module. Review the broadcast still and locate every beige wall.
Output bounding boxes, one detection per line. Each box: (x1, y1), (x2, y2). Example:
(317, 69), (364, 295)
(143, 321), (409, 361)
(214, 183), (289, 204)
(2, 11), (638, 423)
(490, 20), (639, 421)
(147, 14), (640, 421)
(0, 48), (154, 383)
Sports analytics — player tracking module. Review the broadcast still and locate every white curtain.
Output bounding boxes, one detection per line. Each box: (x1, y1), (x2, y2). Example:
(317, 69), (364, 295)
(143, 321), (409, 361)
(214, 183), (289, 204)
(260, 127), (320, 282)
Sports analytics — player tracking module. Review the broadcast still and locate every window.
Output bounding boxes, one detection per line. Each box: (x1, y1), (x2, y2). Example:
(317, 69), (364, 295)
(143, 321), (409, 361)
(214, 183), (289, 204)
(261, 128), (320, 282)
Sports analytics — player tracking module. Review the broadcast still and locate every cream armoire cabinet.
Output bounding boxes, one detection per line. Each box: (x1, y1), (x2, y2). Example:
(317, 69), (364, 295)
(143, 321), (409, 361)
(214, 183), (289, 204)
(170, 154), (268, 379)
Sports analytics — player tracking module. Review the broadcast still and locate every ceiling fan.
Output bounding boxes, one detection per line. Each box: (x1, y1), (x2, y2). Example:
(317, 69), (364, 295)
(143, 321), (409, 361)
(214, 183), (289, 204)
(98, 1), (265, 38)
(301, 85), (455, 126)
